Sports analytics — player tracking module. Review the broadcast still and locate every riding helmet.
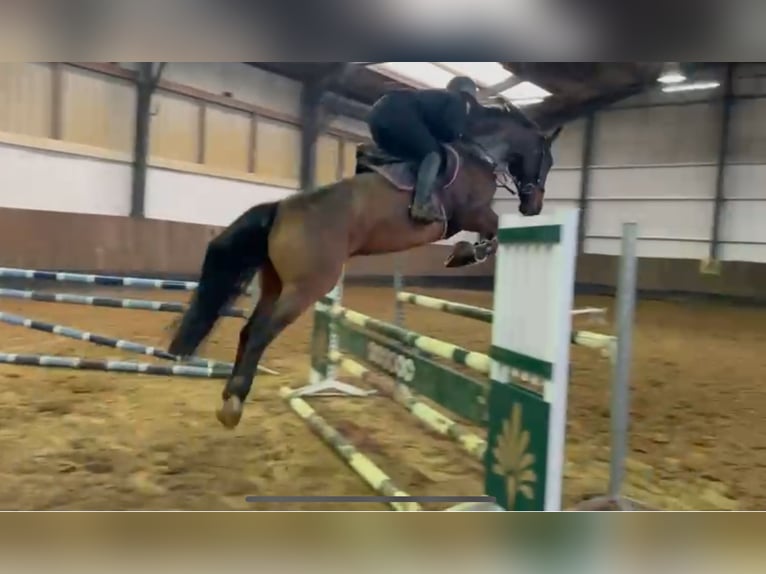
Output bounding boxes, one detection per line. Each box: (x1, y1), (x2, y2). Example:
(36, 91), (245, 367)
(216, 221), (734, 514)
(446, 76), (478, 97)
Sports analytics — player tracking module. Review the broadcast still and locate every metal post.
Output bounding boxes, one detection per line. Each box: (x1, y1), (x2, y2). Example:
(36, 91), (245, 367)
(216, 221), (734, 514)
(300, 66), (356, 190)
(131, 63), (153, 218)
(608, 222), (638, 501)
(577, 113), (596, 254)
(707, 63), (735, 267)
(299, 81), (321, 192)
(130, 62), (165, 218)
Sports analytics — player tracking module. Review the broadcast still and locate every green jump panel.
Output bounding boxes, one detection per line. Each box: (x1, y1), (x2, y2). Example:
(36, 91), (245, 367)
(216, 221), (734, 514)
(330, 314), (488, 426)
(484, 379), (551, 511)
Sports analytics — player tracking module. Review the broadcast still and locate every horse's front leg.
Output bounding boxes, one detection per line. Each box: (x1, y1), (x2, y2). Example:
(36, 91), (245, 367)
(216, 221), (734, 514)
(444, 207), (498, 268)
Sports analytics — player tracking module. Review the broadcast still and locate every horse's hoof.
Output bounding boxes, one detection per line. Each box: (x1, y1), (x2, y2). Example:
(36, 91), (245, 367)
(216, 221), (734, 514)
(216, 396), (243, 429)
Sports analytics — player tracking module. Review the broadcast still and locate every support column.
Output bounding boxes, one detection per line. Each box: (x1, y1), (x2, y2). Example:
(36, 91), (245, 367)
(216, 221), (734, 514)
(130, 62), (165, 218)
(299, 80), (322, 192)
(577, 113), (596, 254)
(705, 63), (735, 272)
(300, 64), (358, 191)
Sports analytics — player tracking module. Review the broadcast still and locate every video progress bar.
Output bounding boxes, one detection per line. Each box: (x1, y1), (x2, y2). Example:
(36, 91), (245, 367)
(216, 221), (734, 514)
(244, 495), (497, 504)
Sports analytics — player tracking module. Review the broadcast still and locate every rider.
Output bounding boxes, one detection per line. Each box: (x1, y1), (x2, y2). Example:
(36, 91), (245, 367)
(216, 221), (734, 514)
(367, 76), (482, 223)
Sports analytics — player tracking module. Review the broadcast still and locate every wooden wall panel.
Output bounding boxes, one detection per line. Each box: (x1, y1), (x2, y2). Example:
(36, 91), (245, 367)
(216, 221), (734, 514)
(0, 63), (53, 138)
(342, 140), (358, 178)
(204, 104), (250, 172)
(61, 66), (134, 152)
(315, 135), (340, 186)
(150, 90), (201, 163)
(254, 117), (300, 184)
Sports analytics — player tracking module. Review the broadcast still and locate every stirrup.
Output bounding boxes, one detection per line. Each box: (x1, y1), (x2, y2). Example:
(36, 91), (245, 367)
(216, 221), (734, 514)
(409, 198), (446, 223)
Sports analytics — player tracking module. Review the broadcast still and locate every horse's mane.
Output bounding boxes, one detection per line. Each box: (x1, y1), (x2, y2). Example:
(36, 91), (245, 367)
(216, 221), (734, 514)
(470, 102), (541, 137)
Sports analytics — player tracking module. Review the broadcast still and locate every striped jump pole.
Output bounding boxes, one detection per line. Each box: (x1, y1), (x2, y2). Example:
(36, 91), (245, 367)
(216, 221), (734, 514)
(396, 291), (493, 323)
(0, 288), (248, 318)
(0, 353), (231, 379)
(330, 351), (486, 461)
(320, 303), (492, 375)
(0, 311), (229, 369)
(279, 386), (422, 511)
(396, 291), (615, 357)
(398, 291), (609, 328)
(0, 267), (198, 291)
(318, 301), (545, 401)
(0, 292), (278, 375)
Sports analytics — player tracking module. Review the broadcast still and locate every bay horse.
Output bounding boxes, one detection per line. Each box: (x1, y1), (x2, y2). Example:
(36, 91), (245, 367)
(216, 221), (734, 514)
(168, 103), (563, 429)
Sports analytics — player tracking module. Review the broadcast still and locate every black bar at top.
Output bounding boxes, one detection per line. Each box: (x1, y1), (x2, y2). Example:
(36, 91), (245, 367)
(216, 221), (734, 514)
(244, 496), (497, 504)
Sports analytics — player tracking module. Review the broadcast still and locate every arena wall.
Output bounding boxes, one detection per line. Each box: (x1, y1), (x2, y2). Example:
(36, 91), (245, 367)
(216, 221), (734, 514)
(0, 63), (765, 302)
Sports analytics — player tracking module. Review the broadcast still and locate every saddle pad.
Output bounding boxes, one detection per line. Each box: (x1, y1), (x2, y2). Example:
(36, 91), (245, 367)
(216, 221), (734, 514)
(357, 145), (461, 193)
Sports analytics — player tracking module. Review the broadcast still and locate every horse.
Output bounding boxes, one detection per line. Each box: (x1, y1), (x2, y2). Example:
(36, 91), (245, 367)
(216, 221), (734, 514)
(168, 103), (563, 429)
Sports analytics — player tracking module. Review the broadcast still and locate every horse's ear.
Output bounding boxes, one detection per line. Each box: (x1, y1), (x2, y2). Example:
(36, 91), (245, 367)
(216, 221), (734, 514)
(547, 126), (563, 143)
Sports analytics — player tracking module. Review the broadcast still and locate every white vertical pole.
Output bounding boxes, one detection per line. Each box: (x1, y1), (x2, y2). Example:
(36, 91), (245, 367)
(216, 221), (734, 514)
(325, 268), (345, 383)
(393, 255), (404, 328)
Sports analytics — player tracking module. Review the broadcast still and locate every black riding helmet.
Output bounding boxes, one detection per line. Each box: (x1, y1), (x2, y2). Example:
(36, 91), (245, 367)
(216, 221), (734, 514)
(446, 76), (478, 97)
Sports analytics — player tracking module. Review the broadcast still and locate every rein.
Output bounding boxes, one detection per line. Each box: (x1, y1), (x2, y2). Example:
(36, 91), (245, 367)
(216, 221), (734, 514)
(463, 138), (525, 198)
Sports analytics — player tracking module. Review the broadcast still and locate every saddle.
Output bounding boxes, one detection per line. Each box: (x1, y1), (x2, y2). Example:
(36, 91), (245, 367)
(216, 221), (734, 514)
(355, 143), (461, 193)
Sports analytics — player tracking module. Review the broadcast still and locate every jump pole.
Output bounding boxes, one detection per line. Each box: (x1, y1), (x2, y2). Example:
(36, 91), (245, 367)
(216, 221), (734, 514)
(0, 266), (248, 296)
(0, 288), (248, 318)
(0, 311), (230, 369)
(395, 291), (613, 356)
(0, 353), (231, 378)
(0, 267), (198, 291)
(279, 385), (421, 511)
(0, 290), (277, 376)
(329, 350), (487, 461)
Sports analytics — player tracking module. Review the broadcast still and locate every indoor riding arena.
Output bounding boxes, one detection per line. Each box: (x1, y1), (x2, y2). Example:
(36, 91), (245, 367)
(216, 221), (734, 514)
(0, 62), (765, 511)
(0, 282), (764, 511)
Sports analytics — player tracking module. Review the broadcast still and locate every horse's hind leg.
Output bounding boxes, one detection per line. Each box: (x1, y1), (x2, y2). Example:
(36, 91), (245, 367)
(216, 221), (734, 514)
(216, 268), (342, 429)
(232, 262), (280, 373)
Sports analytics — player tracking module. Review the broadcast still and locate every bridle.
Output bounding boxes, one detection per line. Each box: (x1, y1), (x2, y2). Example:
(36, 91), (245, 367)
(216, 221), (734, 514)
(470, 98), (549, 199)
(467, 137), (546, 200)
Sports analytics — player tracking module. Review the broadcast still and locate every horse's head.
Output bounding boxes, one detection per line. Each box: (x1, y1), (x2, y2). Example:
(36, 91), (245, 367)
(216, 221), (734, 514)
(468, 102), (562, 216)
(506, 126), (561, 216)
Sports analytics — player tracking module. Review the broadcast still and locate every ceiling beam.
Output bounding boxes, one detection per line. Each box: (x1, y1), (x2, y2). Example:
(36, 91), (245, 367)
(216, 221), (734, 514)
(477, 76), (522, 101)
(531, 82), (651, 130)
(321, 92), (371, 122)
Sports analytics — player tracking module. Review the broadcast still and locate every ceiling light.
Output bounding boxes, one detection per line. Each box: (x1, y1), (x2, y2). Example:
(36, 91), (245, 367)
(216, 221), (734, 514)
(500, 81), (551, 101)
(438, 62), (511, 87)
(658, 62), (686, 84)
(661, 80), (720, 93)
(510, 98), (545, 107)
(370, 62), (456, 88)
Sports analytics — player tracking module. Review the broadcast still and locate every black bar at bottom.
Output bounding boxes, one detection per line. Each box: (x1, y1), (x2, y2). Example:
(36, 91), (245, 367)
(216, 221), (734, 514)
(244, 495), (497, 504)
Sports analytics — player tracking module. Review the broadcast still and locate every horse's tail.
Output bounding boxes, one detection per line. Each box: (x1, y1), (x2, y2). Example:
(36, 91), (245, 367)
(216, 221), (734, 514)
(168, 201), (279, 358)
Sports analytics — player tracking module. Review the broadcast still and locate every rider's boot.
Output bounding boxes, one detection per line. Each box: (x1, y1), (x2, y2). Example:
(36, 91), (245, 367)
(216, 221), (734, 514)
(410, 151), (446, 223)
